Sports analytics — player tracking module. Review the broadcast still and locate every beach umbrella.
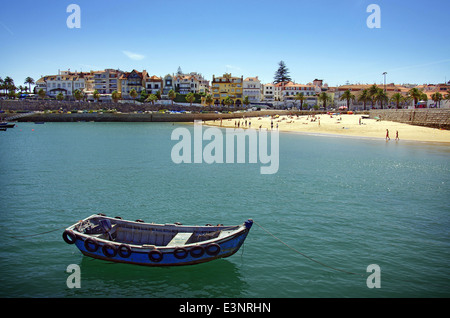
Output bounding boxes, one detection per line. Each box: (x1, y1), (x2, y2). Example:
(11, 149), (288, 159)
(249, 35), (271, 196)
(339, 106), (347, 110)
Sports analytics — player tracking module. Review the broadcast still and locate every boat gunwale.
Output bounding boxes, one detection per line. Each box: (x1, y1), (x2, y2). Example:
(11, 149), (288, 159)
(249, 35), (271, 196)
(65, 214), (249, 251)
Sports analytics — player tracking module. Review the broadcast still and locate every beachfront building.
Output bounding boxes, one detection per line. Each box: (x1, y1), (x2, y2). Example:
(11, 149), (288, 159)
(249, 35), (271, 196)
(263, 83), (275, 101)
(335, 83), (408, 110)
(174, 72), (210, 95)
(145, 75), (163, 95)
(211, 73), (244, 107)
(92, 69), (122, 95)
(243, 76), (262, 103)
(118, 69), (148, 99)
(35, 70), (92, 98)
(162, 74), (175, 96)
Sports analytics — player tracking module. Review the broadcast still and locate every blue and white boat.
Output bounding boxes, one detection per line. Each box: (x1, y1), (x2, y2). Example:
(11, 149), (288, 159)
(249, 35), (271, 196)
(63, 214), (253, 266)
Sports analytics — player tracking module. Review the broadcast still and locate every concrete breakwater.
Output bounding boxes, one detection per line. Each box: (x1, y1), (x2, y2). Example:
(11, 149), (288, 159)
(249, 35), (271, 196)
(369, 109), (450, 130)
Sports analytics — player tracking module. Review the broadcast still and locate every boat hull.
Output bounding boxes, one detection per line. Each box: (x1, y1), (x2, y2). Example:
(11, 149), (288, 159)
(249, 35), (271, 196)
(63, 214), (253, 267)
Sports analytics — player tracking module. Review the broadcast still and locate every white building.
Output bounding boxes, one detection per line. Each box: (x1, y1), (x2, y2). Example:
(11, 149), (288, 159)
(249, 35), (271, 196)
(35, 70), (90, 97)
(243, 76), (262, 103)
(263, 83), (275, 101)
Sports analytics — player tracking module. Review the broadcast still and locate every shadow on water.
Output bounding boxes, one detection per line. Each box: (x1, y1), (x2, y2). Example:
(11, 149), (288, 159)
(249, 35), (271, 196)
(65, 256), (248, 298)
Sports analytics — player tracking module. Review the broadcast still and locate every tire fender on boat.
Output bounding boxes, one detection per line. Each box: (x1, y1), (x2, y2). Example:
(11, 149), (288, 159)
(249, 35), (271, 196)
(118, 244), (132, 258)
(148, 249), (163, 262)
(102, 243), (117, 258)
(173, 247), (188, 259)
(190, 246), (205, 258)
(84, 237), (99, 252)
(205, 243), (221, 256)
(62, 230), (77, 244)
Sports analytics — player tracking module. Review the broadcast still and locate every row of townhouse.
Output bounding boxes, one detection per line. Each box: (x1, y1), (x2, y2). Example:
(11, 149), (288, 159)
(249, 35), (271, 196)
(34, 68), (211, 100)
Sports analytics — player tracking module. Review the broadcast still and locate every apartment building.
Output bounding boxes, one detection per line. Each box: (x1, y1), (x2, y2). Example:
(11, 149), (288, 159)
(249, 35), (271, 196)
(92, 69), (122, 95)
(211, 73), (244, 106)
(243, 76), (262, 102)
(118, 69), (148, 99)
(145, 75), (163, 95)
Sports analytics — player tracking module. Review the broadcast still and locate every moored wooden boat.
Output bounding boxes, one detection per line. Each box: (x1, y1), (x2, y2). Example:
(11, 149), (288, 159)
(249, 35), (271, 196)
(0, 122), (15, 128)
(63, 214), (253, 266)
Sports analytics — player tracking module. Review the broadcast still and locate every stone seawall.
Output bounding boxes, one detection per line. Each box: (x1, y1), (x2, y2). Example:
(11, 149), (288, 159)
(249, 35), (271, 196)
(369, 109), (450, 129)
(8, 111), (293, 123)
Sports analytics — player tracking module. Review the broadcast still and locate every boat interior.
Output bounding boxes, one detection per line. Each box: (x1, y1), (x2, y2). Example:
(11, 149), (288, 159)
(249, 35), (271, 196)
(74, 216), (239, 247)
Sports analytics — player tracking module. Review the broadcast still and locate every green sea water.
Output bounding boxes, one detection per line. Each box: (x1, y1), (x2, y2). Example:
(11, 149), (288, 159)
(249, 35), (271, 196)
(0, 122), (449, 298)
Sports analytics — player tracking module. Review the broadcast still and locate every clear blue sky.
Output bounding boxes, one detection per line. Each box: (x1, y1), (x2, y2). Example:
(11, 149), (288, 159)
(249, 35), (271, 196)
(1, 0), (449, 88)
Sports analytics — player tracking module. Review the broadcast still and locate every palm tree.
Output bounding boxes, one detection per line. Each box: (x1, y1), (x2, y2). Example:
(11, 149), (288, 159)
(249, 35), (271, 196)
(407, 87), (422, 108)
(204, 94), (213, 107)
(185, 92), (195, 106)
(24, 77), (35, 93)
(390, 93), (404, 109)
(129, 89), (138, 103)
(74, 89), (83, 101)
(168, 89), (176, 106)
(111, 90), (121, 103)
(375, 88), (388, 109)
(368, 84), (379, 109)
(317, 92), (330, 110)
(339, 90), (355, 110)
(223, 96), (234, 107)
(93, 90), (100, 102)
(145, 94), (157, 105)
(294, 92), (306, 110)
(431, 92), (443, 108)
(357, 89), (371, 110)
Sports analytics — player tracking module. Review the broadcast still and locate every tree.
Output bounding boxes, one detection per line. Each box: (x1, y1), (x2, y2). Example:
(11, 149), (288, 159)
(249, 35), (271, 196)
(375, 88), (388, 109)
(129, 89), (138, 103)
(431, 92), (443, 108)
(111, 90), (121, 103)
(168, 89), (176, 106)
(204, 94), (213, 107)
(56, 92), (64, 101)
(145, 94), (157, 105)
(93, 90), (100, 102)
(274, 61), (291, 83)
(139, 89), (148, 102)
(74, 89), (83, 101)
(407, 87), (422, 108)
(317, 92), (330, 110)
(390, 93), (404, 109)
(24, 77), (35, 93)
(368, 84), (379, 108)
(294, 92), (306, 110)
(243, 96), (250, 108)
(339, 90), (355, 109)
(223, 96), (234, 107)
(357, 89), (371, 110)
(38, 88), (46, 99)
(185, 92), (195, 106)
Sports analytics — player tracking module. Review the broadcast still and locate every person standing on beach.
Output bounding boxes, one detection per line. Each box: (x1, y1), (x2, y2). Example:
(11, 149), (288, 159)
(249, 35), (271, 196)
(395, 130), (399, 141)
(386, 129), (390, 141)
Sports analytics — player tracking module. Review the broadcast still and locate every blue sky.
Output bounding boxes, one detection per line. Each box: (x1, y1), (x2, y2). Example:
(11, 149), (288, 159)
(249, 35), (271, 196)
(1, 0), (449, 88)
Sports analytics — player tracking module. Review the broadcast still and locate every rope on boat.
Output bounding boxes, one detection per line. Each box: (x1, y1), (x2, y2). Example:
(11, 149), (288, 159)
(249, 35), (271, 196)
(253, 220), (364, 277)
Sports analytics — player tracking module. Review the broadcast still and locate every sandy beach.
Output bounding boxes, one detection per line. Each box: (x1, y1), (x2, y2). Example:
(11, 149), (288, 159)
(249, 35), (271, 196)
(204, 113), (450, 144)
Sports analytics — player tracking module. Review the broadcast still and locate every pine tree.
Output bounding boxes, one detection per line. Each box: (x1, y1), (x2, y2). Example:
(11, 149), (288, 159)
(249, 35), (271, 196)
(274, 61), (291, 83)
